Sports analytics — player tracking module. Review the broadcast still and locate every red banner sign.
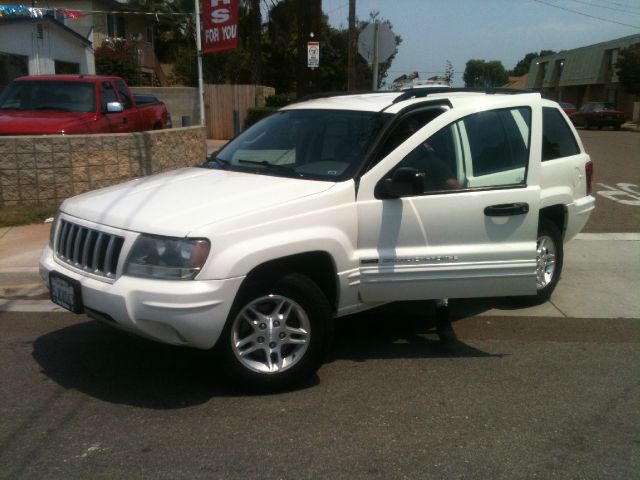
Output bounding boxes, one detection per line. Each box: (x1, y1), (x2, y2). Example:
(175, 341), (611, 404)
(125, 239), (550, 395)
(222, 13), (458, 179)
(200, 0), (239, 54)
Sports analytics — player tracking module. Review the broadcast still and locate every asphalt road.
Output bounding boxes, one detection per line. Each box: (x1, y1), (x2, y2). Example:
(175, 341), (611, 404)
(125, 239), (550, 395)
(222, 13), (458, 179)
(1, 129), (639, 479)
(580, 129), (640, 232)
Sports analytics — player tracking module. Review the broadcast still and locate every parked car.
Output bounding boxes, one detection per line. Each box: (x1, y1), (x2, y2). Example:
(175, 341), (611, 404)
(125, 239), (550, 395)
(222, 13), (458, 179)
(0, 75), (171, 135)
(40, 89), (595, 390)
(559, 102), (576, 116)
(569, 102), (625, 130)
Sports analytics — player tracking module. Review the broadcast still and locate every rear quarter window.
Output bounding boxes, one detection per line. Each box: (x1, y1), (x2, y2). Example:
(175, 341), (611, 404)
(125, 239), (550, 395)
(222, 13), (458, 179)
(542, 107), (580, 161)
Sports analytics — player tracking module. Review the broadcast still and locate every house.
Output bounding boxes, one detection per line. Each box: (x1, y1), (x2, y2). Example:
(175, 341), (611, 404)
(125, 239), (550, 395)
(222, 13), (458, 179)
(0, 14), (94, 91)
(503, 75), (527, 90)
(0, 0), (167, 89)
(526, 34), (640, 119)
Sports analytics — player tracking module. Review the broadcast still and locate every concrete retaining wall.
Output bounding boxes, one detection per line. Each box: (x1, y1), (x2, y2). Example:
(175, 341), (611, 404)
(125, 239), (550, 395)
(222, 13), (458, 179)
(0, 126), (206, 206)
(130, 87), (199, 128)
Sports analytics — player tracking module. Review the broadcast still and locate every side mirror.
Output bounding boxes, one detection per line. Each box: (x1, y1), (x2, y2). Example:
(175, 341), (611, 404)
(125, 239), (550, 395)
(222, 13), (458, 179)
(106, 102), (124, 113)
(375, 167), (424, 199)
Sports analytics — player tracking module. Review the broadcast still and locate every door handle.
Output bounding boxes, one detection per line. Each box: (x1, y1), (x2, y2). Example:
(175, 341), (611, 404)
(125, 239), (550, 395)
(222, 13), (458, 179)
(484, 202), (529, 216)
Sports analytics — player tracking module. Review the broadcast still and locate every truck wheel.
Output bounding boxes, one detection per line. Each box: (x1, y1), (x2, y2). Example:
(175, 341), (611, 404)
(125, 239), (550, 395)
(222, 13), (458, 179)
(219, 273), (333, 391)
(514, 218), (563, 306)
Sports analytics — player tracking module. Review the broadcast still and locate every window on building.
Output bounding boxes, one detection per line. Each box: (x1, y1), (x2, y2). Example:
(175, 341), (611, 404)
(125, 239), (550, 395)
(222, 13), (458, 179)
(54, 60), (80, 74)
(107, 13), (126, 38)
(608, 49), (619, 70)
(0, 52), (29, 93)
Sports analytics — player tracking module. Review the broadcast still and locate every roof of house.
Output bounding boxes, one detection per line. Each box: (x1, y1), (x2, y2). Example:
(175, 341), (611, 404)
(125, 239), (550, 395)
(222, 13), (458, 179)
(0, 16), (92, 45)
(526, 34), (640, 88)
(504, 76), (528, 89)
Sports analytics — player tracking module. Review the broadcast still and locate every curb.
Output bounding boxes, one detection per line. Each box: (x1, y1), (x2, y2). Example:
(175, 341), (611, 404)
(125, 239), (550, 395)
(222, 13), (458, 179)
(0, 268), (46, 299)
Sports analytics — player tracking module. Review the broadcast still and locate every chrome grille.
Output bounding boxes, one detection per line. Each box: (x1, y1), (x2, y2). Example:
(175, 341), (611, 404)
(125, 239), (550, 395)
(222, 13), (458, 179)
(55, 220), (125, 279)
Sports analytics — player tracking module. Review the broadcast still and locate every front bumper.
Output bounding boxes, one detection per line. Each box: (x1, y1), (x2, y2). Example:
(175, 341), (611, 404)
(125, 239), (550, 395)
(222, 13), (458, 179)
(40, 245), (244, 350)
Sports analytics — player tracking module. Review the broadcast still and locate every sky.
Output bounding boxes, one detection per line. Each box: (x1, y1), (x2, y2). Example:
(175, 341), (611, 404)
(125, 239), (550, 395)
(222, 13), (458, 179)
(323, 0), (640, 86)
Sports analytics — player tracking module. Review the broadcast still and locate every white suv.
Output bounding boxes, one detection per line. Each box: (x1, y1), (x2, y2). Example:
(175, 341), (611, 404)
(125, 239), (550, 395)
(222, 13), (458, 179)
(40, 88), (595, 389)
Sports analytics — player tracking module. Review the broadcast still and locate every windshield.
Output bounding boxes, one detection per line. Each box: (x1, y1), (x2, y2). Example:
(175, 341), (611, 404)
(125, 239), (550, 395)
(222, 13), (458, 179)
(0, 81), (96, 113)
(209, 109), (388, 181)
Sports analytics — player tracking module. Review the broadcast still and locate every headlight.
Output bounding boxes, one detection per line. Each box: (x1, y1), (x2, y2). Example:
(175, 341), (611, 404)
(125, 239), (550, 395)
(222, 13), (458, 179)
(125, 234), (210, 280)
(48, 210), (60, 249)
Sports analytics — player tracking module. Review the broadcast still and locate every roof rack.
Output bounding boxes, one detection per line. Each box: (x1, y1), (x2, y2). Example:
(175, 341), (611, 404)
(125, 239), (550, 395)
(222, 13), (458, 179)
(291, 90), (391, 104)
(392, 87), (535, 104)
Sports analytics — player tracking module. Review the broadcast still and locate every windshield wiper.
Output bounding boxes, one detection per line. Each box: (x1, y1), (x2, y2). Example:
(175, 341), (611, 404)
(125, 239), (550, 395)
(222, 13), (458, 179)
(202, 156), (230, 169)
(236, 159), (302, 177)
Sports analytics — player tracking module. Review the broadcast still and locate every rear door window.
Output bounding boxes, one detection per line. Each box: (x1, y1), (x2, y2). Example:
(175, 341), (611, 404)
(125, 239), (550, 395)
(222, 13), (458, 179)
(542, 107), (580, 161)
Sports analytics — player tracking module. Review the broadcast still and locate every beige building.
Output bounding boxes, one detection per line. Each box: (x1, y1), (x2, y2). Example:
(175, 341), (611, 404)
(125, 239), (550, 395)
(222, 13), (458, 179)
(526, 34), (640, 120)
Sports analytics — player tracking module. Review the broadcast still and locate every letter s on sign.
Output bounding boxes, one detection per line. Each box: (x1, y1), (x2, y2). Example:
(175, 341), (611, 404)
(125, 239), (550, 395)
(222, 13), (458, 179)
(211, 8), (230, 23)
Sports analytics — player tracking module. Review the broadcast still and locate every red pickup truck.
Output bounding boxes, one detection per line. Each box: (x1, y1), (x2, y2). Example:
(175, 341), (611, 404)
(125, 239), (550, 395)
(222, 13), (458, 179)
(0, 75), (171, 135)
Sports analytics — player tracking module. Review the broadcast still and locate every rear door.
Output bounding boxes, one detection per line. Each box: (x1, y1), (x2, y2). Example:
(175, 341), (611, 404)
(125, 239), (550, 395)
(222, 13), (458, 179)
(356, 96), (542, 302)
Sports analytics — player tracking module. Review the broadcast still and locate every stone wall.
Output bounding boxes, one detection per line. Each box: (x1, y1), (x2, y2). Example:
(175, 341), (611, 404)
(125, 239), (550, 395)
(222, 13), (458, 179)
(0, 126), (206, 206)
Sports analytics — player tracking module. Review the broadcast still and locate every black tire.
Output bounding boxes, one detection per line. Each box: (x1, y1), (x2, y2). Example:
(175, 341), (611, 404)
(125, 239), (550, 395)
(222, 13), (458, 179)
(217, 273), (333, 392)
(584, 120), (591, 130)
(513, 218), (563, 306)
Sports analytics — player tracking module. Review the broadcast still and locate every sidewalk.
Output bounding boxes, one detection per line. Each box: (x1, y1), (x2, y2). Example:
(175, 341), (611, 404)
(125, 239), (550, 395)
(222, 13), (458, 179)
(0, 223), (50, 298)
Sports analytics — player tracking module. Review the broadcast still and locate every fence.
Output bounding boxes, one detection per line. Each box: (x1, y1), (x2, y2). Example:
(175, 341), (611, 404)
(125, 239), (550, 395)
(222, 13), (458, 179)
(204, 84), (275, 139)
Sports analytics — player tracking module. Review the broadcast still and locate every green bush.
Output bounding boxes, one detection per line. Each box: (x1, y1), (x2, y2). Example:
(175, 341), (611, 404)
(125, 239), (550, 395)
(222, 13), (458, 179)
(95, 38), (142, 86)
(265, 93), (295, 108)
(246, 107), (277, 127)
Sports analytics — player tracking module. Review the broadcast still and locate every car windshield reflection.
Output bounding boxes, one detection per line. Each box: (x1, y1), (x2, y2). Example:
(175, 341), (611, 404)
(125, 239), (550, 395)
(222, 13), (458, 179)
(204, 109), (389, 181)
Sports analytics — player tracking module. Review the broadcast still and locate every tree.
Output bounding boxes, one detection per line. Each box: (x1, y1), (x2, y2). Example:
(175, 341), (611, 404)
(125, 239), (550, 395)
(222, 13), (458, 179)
(444, 60), (454, 86)
(463, 59), (509, 87)
(616, 43), (640, 99)
(510, 50), (556, 76)
(95, 38), (142, 85)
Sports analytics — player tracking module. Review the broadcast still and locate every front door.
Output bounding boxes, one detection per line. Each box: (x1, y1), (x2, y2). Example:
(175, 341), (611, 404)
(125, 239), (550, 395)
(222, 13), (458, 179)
(356, 98), (541, 302)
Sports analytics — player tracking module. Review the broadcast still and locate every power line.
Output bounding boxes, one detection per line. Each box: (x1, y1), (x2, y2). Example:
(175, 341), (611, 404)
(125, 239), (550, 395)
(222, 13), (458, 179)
(567, 0), (640, 16)
(532, 0), (640, 29)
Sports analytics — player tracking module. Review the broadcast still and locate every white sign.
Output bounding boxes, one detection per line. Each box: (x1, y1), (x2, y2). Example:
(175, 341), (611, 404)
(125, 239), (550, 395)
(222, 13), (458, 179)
(307, 41), (320, 68)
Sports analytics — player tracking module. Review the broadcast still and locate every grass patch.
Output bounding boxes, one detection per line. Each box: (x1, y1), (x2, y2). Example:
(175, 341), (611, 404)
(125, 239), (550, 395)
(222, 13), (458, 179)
(0, 203), (59, 228)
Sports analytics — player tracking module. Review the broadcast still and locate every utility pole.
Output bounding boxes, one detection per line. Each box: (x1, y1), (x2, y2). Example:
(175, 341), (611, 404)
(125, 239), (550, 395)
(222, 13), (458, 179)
(347, 0), (356, 91)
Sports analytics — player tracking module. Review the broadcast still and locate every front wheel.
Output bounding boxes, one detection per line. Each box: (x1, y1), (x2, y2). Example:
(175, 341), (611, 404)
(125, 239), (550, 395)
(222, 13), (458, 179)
(514, 218), (564, 306)
(218, 273), (333, 391)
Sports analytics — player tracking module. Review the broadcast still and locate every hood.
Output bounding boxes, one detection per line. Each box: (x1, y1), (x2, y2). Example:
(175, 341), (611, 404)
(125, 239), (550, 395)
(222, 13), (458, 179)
(0, 111), (97, 134)
(61, 167), (336, 237)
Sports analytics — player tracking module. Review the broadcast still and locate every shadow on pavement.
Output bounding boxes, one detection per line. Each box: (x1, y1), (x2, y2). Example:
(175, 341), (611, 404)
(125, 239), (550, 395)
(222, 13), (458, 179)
(31, 321), (321, 408)
(331, 300), (505, 362)
(32, 301), (502, 407)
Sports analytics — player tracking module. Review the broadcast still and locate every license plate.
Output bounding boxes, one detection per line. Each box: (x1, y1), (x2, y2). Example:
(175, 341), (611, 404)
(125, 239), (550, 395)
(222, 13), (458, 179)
(50, 272), (84, 313)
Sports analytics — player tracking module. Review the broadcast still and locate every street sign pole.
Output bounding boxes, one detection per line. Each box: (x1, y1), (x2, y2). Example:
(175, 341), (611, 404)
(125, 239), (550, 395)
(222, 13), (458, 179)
(371, 22), (379, 90)
(194, 0), (205, 126)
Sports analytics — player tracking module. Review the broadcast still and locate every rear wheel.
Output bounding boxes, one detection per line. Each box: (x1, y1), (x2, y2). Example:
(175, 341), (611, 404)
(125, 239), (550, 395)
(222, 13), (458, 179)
(514, 218), (563, 306)
(218, 273), (333, 391)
